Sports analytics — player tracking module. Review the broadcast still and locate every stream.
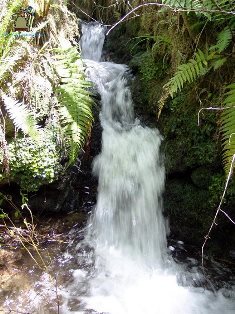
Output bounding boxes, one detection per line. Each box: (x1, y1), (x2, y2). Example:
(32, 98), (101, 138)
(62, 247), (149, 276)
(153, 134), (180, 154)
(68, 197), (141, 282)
(1, 22), (235, 314)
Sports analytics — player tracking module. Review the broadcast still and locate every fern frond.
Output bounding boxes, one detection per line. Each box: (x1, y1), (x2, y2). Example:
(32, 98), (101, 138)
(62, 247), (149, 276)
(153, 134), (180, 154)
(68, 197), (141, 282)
(220, 84), (235, 175)
(164, 49), (208, 97)
(159, 29), (231, 116)
(1, 93), (40, 140)
(54, 47), (93, 165)
(0, 0), (22, 56)
(162, 0), (234, 11)
(162, 0), (202, 10)
(0, 45), (26, 83)
(210, 26), (233, 53)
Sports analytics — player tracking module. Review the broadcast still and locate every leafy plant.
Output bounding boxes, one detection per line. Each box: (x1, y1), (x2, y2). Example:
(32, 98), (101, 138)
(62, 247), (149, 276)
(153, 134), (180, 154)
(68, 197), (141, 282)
(158, 24), (234, 116)
(209, 26), (233, 53)
(162, 0), (235, 13)
(0, 0), (23, 56)
(164, 49), (209, 97)
(1, 93), (40, 140)
(54, 47), (94, 165)
(0, 1), (94, 192)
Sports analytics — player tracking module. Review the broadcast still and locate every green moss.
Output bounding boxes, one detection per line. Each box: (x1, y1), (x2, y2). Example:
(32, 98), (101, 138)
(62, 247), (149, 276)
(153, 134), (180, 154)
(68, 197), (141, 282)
(165, 179), (214, 244)
(1, 134), (63, 191)
(158, 93), (220, 173)
(208, 173), (235, 208)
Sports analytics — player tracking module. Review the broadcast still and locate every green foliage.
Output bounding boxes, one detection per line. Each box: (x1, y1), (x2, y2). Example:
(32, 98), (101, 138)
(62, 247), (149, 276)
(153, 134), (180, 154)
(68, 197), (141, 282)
(220, 84), (235, 175)
(0, 1), (94, 192)
(208, 173), (224, 207)
(159, 24), (234, 114)
(165, 49), (209, 97)
(54, 47), (93, 165)
(1, 93), (40, 140)
(139, 51), (160, 82)
(210, 26), (233, 53)
(161, 94), (219, 173)
(162, 0), (234, 12)
(209, 172), (235, 207)
(0, 0), (23, 56)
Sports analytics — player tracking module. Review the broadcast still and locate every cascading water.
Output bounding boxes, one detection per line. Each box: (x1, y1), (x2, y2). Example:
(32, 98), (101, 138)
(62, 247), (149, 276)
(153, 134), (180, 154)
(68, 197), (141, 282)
(69, 22), (235, 314)
(81, 23), (167, 269)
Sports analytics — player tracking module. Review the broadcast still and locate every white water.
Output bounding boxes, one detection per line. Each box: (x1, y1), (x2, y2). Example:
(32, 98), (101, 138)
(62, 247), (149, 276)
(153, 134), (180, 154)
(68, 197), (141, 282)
(76, 23), (235, 314)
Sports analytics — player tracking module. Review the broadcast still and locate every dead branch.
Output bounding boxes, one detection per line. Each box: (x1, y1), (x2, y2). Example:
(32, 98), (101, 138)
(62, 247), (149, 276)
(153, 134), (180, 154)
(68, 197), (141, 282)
(106, 2), (235, 35)
(197, 107), (224, 126)
(202, 154), (235, 267)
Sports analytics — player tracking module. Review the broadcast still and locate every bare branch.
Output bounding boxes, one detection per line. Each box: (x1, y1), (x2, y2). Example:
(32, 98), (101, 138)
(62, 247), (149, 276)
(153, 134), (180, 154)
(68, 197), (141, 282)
(70, 1), (98, 23)
(197, 107), (224, 126)
(107, 2), (235, 35)
(202, 154), (235, 266)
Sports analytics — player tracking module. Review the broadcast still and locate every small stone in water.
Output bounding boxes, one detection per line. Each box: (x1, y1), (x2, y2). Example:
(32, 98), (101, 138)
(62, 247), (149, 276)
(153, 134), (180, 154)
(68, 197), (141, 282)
(177, 241), (184, 245)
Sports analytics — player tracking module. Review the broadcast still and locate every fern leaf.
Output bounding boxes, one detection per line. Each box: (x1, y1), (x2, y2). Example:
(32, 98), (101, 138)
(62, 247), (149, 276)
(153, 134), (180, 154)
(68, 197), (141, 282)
(162, 0), (233, 12)
(1, 93), (40, 140)
(0, 0), (22, 56)
(210, 26), (233, 53)
(164, 50), (208, 97)
(212, 57), (227, 70)
(54, 47), (93, 165)
(220, 84), (235, 175)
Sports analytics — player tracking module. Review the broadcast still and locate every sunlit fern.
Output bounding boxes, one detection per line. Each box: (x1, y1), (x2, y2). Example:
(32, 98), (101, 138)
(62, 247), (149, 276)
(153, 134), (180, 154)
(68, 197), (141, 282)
(1, 93), (40, 140)
(220, 84), (235, 175)
(0, 0), (23, 57)
(54, 47), (94, 165)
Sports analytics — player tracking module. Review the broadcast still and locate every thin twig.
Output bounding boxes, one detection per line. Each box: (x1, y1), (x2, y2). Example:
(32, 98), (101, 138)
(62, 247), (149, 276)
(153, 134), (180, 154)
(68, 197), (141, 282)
(70, 1), (98, 23)
(198, 107), (224, 126)
(202, 154), (235, 266)
(197, 106), (235, 126)
(220, 209), (235, 225)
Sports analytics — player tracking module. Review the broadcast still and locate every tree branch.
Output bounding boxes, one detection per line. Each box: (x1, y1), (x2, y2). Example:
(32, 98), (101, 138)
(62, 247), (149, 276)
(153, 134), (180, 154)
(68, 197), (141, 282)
(201, 154), (235, 267)
(106, 2), (235, 35)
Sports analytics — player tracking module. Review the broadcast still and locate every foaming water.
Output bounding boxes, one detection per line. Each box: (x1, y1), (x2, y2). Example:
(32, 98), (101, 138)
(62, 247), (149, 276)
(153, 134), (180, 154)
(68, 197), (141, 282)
(78, 23), (235, 314)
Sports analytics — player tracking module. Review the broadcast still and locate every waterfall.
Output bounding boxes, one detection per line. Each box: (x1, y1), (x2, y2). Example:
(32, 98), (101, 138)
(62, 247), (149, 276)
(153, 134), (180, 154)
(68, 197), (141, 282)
(74, 22), (235, 314)
(82, 24), (167, 269)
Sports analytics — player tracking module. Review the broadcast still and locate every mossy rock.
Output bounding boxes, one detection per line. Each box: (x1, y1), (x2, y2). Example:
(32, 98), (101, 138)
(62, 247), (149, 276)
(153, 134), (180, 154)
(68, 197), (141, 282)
(0, 135), (63, 192)
(164, 179), (214, 244)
